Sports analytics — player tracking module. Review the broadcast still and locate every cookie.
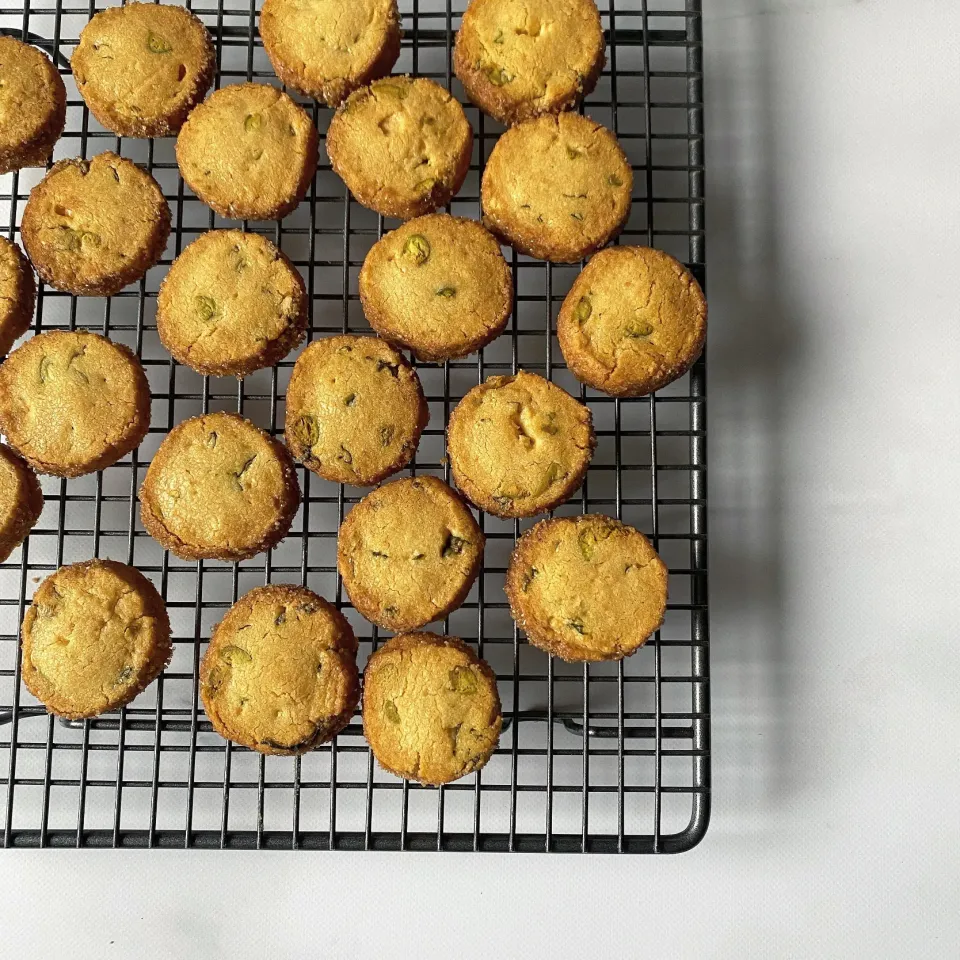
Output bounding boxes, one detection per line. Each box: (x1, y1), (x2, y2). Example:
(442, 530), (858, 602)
(200, 585), (359, 755)
(505, 514), (667, 661)
(481, 112), (632, 262)
(140, 411), (300, 562)
(71, 2), (215, 138)
(327, 76), (473, 220)
(176, 83), (319, 221)
(21, 559), (172, 720)
(157, 230), (307, 377)
(285, 335), (428, 487)
(0, 330), (151, 478)
(0, 237), (36, 357)
(261, 0), (401, 107)
(453, 0), (605, 126)
(358, 214), (512, 362)
(558, 245), (707, 397)
(0, 444), (43, 564)
(362, 632), (501, 785)
(338, 476), (484, 632)
(447, 370), (595, 518)
(20, 153), (171, 296)
(0, 37), (67, 174)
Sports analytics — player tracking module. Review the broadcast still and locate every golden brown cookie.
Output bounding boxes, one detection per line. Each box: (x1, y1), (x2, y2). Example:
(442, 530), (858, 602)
(481, 112), (632, 262)
(200, 585), (359, 755)
(157, 230), (307, 377)
(362, 632), (501, 785)
(505, 514), (667, 661)
(285, 335), (428, 487)
(140, 411), (300, 562)
(261, 0), (401, 107)
(453, 0), (605, 126)
(0, 330), (151, 478)
(447, 370), (595, 518)
(176, 83), (319, 221)
(20, 153), (171, 296)
(327, 76), (473, 220)
(0, 237), (35, 357)
(0, 443), (43, 564)
(71, 2), (215, 137)
(358, 214), (512, 362)
(21, 559), (172, 720)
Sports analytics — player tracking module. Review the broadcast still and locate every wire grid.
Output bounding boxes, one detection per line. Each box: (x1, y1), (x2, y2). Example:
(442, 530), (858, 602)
(0, 0), (708, 853)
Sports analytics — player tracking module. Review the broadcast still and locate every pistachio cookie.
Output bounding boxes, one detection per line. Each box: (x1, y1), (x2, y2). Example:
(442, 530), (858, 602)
(21, 559), (172, 720)
(0, 237), (36, 357)
(327, 76), (473, 220)
(0, 330), (151, 477)
(176, 83), (319, 221)
(157, 230), (307, 377)
(363, 632), (501, 785)
(558, 245), (707, 397)
(21, 153), (171, 296)
(261, 0), (401, 107)
(0, 37), (67, 174)
(481, 112), (631, 262)
(285, 335), (428, 487)
(71, 2), (215, 137)
(453, 0), (605, 126)
(447, 370), (595, 518)
(505, 514), (667, 661)
(0, 444), (43, 564)
(358, 215), (512, 362)
(141, 411), (299, 561)
(200, 585), (359, 755)
(338, 476), (484, 632)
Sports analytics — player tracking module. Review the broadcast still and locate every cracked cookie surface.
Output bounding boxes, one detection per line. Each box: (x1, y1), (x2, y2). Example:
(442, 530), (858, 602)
(0, 443), (43, 564)
(0, 237), (36, 358)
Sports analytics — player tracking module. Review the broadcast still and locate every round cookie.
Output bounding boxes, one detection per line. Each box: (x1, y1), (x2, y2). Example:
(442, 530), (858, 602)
(447, 370), (595, 518)
(140, 411), (300, 562)
(558, 245), (707, 397)
(453, 0), (605, 126)
(261, 0), (401, 107)
(21, 559), (172, 720)
(200, 585), (360, 755)
(362, 632), (502, 785)
(358, 214), (512, 362)
(0, 330), (151, 478)
(481, 112), (632, 263)
(71, 2), (215, 138)
(0, 237), (36, 357)
(327, 76), (473, 220)
(338, 476), (484, 632)
(21, 153), (171, 296)
(157, 230), (307, 377)
(505, 514), (668, 661)
(0, 444), (43, 564)
(285, 335), (428, 487)
(0, 37), (67, 174)
(176, 83), (319, 221)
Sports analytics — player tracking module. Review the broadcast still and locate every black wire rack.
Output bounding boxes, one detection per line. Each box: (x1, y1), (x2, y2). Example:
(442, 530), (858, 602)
(0, 0), (707, 853)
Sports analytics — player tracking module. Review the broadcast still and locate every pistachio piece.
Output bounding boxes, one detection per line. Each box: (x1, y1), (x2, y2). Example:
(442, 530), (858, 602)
(436, 286), (456, 298)
(539, 412), (559, 435)
(493, 29), (504, 44)
(402, 233), (431, 265)
(220, 645), (252, 665)
(206, 431), (218, 449)
(338, 444), (353, 465)
(521, 567), (538, 592)
(415, 176), (438, 194)
(196, 294), (217, 323)
(625, 321), (654, 338)
(274, 610), (286, 626)
(570, 212), (585, 221)
(38, 356), (52, 384)
(232, 455), (257, 491)
(608, 173), (624, 187)
(380, 424), (395, 447)
(146, 32), (172, 54)
(566, 617), (586, 636)
(293, 414), (319, 449)
(115, 665), (135, 686)
(244, 112), (262, 133)
(344, 392), (357, 406)
(574, 296), (592, 323)
(487, 65), (512, 86)
(384, 700), (400, 723)
(566, 145), (582, 160)
(441, 532), (467, 558)
(371, 549), (389, 559)
(449, 666), (478, 694)
(372, 81), (407, 98)
(375, 358), (399, 377)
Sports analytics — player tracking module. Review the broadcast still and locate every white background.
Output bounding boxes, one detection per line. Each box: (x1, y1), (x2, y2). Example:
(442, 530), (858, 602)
(2, 1), (959, 956)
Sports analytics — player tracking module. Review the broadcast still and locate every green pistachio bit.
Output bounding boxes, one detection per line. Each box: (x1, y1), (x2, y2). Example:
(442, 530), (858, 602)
(232, 455), (257, 491)
(371, 550), (389, 559)
(69, 365), (89, 385)
(487, 65), (512, 86)
(384, 700), (400, 723)
(338, 344), (353, 353)
(294, 414), (319, 448)
(375, 358), (399, 377)
(274, 611), (286, 626)
(493, 29), (504, 44)
(338, 444), (353, 465)
(221, 645), (252, 665)
(383, 605), (399, 617)
(196, 294), (217, 322)
(402, 234), (431, 265)
(412, 551), (425, 560)
(373, 81), (407, 98)
(206, 431), (218, 449)
(59, 227), (99, 253)
(521, 567), (538, 592)
(115, 665), (135, 686)
(566, 617), (586, 635)
(436, 286), (456, 298)
(608, 173), (624, 187)
(344, 392), (357, 406)
(244, 112), (262, 132)
(625, 321), (654, 338)
(380, 424), (395, 447)
(566, 145), (582, 160)
(441, 532), (467, 558)
(540, 412), (559, 435)
(298, 602), (317, 614)
(146, 32), (172, 54)
(574, 296), (592, 323)
(563, 192), (588, 199)
(450, 665), (478, 694)
(578, 532), (595, 561)
(570, 212), (585, 222)
(38, 356), (51, 384)
(415, 176), (438, 194)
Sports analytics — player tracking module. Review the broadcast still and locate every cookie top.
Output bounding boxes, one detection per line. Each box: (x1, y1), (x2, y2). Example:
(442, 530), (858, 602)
(0, 237), (36, 358)
(327, 76), (473, 220)
(505, 514), (667, 661)
(200, 585), (360, 755)
(176, 83), (319, 221)
(20, 153), (171, 296)
(358, 214), (513, 362)
(21, 559), (172, 719)
(0, 330), (151, 478)
(0, 443), (43, 564)
(558, 245), (707, 397)
(71, 2), (215, 137)
(453, 0), (605, 126)
(447, 370), (595, 518)
(338, 476), (484, 632)
(261, 0), (401, 106)
(140, 411), (300, 561)
(285, 335), (428, 487)
(362, 632), (502, 785)
(157, 230), (307, 377)
(481, 112), (632, 262)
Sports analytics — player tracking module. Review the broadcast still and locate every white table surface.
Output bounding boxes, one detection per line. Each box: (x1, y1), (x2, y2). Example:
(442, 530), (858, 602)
(2, 2), (958, 956)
